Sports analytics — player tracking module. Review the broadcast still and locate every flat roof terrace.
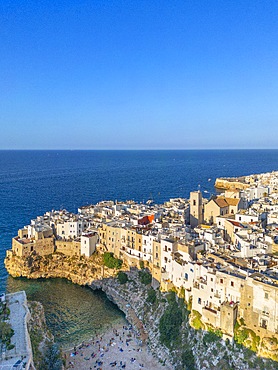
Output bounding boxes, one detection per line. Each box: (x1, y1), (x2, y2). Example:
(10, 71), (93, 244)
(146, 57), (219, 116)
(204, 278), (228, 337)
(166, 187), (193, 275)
(13, 237), (32, 245)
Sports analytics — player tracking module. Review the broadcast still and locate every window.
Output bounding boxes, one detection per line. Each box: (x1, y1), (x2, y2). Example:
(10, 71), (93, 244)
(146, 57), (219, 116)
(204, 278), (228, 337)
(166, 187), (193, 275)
(220, 278), (223, 284)
(193, 200), (196, 206)
(265, 292), (269, 299)
(261, 319), (267, 329)
(231, 281), (234, 287)
(211, 288), (213, 292)
(155, 253), (158, 258)
(198, 298), (201, 304)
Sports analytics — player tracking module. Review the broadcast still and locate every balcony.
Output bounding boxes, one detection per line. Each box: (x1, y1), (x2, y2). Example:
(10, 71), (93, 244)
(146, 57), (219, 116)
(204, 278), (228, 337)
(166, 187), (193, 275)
(260, 322), (268, 329)
(193, 282), (200, 289)
(203, 305), (219, 315)
(199, 277), (207, 285)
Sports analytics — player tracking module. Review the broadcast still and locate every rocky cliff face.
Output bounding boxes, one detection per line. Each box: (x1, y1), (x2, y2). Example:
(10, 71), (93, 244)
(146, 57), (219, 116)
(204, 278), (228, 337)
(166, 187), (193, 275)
(90, 273), (278, 370)
(27, 300), (54, 369)
(214, 178), (249, 190)
(27, 301), (63, 370)
(91, 273), (174, 369)
(5, 253), (278, 369)
(5, 251), (121, 285)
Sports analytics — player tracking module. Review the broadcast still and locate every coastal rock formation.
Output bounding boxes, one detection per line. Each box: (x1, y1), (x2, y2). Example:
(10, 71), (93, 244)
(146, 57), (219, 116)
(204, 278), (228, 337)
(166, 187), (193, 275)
(90, 274), (173, 368)
(4, 251), (123, 284)
(27, 301), (64, 370)
(27, 301), (54, 367)
(5, 252), (173, 367)
(5, 252), (278, 369)
(214, 177), (249, 190)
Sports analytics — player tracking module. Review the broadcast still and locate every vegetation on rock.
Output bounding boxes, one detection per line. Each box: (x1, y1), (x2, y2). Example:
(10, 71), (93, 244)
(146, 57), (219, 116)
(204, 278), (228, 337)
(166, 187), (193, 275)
(146, 287), (156, 304)
(103, 252), (123, 269)
(40, 343), (63, 370)
(234, 321), (260, 352)
(159, 291), (183, 348)
(0, 301), (14, 350)
(191, 310), (205, 330)
(117, 271), (128, 284)
(28, 301), (62, 370)
(0, 321), (14, 350)
(181, 347), (196, 370)
(138, 270), (152, 285)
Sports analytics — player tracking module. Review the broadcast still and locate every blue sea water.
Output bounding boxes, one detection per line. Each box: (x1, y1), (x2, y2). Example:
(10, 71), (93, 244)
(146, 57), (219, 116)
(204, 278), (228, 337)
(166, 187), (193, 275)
(1, 149), (278, 346)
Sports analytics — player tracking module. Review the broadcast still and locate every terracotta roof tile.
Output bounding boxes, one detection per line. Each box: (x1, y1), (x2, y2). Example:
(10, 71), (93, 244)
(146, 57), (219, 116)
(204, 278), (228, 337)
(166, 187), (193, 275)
(214, 198), (228, 208)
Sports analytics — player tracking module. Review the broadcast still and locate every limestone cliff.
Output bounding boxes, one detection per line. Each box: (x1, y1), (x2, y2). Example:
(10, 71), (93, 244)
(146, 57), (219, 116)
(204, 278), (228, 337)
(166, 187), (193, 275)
(5, 253), (278, 369)
(27, 301), (63, 370)
(27, 301), (53, 368)
(5, 251), (124, 285)
(215, 177), (249, 190)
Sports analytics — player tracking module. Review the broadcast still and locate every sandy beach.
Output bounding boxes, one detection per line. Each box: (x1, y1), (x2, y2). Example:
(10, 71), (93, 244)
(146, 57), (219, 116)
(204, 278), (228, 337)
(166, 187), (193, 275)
(63, 321), (169, 370)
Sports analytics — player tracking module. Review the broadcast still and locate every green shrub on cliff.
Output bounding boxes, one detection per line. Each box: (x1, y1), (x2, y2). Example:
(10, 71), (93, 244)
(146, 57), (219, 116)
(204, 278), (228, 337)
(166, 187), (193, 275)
(117, 271), (128, 284)
(159, 293), (183, 348)
(138, 270), (152, 285)
(203, 330), (222, 346)
(40, 343), (63, 370)
(0, 321), (14, 349)
(146, 287), (156, 304)
(103, 252), (123, 269)
(234, 324), (260, 352)
(191, 310), (205, 330)
(181, 347), (196, 370)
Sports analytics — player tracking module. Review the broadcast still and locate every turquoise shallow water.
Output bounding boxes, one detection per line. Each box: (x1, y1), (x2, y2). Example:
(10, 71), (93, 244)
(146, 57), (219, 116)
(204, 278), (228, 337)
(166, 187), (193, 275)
(6, 276), (125, 349)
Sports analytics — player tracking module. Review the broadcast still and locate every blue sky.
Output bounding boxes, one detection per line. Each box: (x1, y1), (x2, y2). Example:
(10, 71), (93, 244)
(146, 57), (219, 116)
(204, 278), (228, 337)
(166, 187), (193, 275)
(1, 0), (278, 149)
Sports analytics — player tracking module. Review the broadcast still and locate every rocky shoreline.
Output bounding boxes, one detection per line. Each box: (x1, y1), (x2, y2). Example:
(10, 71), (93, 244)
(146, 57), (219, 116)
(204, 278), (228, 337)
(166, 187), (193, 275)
(5, 252), (278, 369)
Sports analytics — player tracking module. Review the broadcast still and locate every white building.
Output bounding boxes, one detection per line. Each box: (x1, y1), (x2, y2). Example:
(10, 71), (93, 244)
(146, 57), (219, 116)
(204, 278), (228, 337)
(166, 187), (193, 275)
(81, 232), (98, 257)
